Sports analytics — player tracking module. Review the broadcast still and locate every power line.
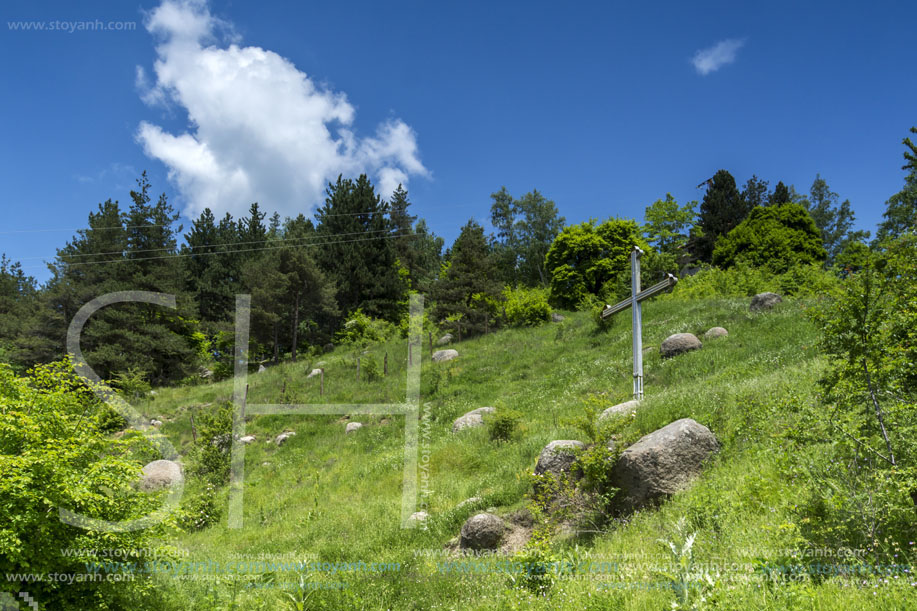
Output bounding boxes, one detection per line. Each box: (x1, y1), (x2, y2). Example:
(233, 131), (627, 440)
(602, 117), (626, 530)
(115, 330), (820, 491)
(19, 231), (420, 272)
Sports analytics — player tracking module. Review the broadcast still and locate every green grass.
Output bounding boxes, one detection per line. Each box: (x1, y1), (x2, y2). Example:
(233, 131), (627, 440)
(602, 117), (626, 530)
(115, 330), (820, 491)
(127, 297), (917, 609)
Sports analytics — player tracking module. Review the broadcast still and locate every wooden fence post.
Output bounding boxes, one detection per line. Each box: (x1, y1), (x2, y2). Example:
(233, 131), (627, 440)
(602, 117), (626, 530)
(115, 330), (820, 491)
(384, 352), (388, 375)
(320, 370), (324, 396)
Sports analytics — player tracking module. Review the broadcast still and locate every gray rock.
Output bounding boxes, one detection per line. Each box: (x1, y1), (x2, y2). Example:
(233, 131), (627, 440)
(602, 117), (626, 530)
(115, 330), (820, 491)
(611, 418), (719, 512)
(750, 292), (782, 312)
(551, 313), (565, 322)
(200, 367), (213, 379)
(275, 431), (296, 446)
(660, 333), (702, 358)
(598, 400), (640, 424)
(408, 511), (428, 523)
(432, 349), (459, 363)
(345, 422), (363, 434)
(452, 413), (484, 433)
(140, 460), (183, 491)
(437, 334), (453, 346)
(306, 368), (323, 379)
(258, 364), (267, 373)
(239, 435), (256, 444)
(704, 327), (728, 339)
(460, 513), (505, 550)
(150, 419), (163, 427)
(534, 440), (585, 477)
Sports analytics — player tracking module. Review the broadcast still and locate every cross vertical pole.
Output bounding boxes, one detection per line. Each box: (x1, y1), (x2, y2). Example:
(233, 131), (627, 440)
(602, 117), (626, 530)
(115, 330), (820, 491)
(631, 247), (644, 400)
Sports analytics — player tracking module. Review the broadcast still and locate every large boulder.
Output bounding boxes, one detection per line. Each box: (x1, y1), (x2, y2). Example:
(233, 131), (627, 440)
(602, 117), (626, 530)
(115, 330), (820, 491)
(750, 292), (782, 312)
(432, 349), (459, 363)
(306, 368), (323, 379)
(660, 333), (702, 358)
(534, 440), (585, 477)
(460, 513), (505, 550)
(598, 400), (640, 424)
(611, 418), (719, 512)
(437, 334), (453, 346)
(140, 460), (183, 491)
(551, 313), (565, 323)
(704, 327), (728, 339)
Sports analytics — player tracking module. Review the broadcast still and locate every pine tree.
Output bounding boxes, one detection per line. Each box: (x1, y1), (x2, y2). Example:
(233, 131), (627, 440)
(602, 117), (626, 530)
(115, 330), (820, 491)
(431, 220), (501, 338)
(693, 169), (748, 263)
(768, 181), (791, 206)
(805, 174), (857, 264)
(315, 175), (406, 322)
(742, 175), (770, 209)
(877, 127), (917, 241)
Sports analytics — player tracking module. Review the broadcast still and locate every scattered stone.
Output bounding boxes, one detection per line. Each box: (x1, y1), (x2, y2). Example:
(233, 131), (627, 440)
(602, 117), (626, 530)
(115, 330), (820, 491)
(258, 364), (267, 373)
(437, 334), (453, 346)
(345, 422), (363, 434)
(150, 390), (157, 397)
(239, 435), (256, 444)
(452, 407), (496, 433)
(408, 511), (429, 523)
(704, 326), (728, 339)
(275, 431), (296, 446)
(306, 368), (323, 379)
(611, 418), (719, 512)
(200, 367), (213, 379)
(460, 513), (505, 550)
(660, 333), (702, 358)
(140, 459), (183, 491)
(750, 292), (782, 312)
(551, 313), (565, 322)
(432, 349), (459, 363)
(150, 419), (163, 427)
(598, 400), (639, 424)
(534, 440), (585, 477)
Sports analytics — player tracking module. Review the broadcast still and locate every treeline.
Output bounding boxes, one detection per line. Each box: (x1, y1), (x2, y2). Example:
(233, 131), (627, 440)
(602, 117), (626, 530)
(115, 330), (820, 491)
(1, 128), (915, 384)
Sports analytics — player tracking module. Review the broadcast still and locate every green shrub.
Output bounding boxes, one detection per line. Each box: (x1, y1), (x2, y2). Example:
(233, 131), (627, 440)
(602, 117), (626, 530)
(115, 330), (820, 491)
(361, 355), (382, 381)
(502, 286), (552, 327)
(188, 403), (233, 486)
(0, 361), (164, 609)
(488, 409), (522, 442)
(713, 203), (827, 272)
(663, 262), (839, 300)
(335, 309), (395, 347)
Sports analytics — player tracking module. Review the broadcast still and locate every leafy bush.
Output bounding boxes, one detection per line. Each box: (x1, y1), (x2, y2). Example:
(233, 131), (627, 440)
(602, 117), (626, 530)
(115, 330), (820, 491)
(188, 403), (234, 486)
(662, 262), (840, 300)
(0, 360), (165, 608)
(545, 218), (650, 309)
(110, 366), (152, 400)
(712, 203), (827, 272)
(488, 409), (522, 442)
(178, 483), (222, 531)
(800, 235), (917, 558)
(361, 355), (382, 381)
(502, 286), (552, 327)
(335, 309), (395, 347)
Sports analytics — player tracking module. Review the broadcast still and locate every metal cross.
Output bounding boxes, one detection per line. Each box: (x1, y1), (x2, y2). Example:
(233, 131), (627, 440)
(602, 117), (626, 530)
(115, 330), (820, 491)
(601, 247), (678, 400)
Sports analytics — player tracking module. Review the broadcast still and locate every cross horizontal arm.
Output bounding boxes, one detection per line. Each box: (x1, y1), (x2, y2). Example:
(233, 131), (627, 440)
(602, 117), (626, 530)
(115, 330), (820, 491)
(601, 274), (678, 320)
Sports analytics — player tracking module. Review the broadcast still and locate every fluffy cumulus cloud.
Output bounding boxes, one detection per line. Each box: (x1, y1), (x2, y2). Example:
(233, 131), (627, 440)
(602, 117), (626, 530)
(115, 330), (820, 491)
(691, 38), (745, 76)
(136, 0), (427, 219)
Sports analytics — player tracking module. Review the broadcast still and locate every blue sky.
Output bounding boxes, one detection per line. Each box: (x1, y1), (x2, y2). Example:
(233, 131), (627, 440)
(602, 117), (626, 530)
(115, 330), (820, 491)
(2, 0), (915, 283)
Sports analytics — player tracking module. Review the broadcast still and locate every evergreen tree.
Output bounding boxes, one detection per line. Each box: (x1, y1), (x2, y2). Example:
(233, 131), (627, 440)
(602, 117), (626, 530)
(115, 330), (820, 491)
(0, 255), (38, 369)
(693, 169), (748, 263)
(768, 181), (791, 206)
(432, 220), (501, 339)
(742, 175), (770, 209)
(183, 209), (242, 324)
(315, 175), (406, 321)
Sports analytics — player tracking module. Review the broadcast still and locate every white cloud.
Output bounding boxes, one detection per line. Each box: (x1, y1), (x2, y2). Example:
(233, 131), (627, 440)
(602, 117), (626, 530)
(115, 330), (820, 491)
(136, 0), (428, 220)
(692, 38), (745, 75)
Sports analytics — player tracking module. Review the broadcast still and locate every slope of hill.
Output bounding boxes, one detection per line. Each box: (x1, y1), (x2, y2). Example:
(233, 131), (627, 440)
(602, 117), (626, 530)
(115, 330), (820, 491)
(130, 297), (914, 609)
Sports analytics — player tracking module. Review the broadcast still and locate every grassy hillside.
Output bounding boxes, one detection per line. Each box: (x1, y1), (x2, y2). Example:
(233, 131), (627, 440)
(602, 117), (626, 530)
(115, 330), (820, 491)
(131, 297), (915, 609)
